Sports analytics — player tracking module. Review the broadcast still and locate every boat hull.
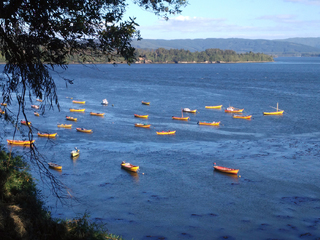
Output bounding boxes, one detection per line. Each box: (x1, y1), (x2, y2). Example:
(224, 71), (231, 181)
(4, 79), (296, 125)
(172, 116), (190, 121)
(214, 166), (239, 175)
(156, 130), (176, 135)
(37, 132), (57, 138)
(263, 111), (284, 115)
(66, 117), (77, 121)
(233, 115), (252, 119)
(141, 101), (150, 105)
(198, 121), (220, 126)
(70, 108), (85, 112)
(225, 109), (244, 113)
(183, 109), (197, 113)
(90, 112), (105, 116)
(135, 123), (151, 128)
(205, 105), (222, 109)
(72, 100), (85, 104)
(57, 124), (72, 128)
(121, 163), (139, 172)
(7, 139), (35, 145)
(76, 128), (93, 133)
(48, 162), (62, 170)
(134, 114), (149, 119)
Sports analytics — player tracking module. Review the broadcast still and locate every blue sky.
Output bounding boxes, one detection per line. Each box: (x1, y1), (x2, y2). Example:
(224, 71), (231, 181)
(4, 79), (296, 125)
(124, 0), (320, 40)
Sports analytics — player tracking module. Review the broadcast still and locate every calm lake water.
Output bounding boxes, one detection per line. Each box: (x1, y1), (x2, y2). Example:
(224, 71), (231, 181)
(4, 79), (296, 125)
(3, 57), (320, 239)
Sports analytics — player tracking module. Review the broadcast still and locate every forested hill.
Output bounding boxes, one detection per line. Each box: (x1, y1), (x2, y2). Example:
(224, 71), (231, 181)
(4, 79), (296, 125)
(131, 38), (320, 56)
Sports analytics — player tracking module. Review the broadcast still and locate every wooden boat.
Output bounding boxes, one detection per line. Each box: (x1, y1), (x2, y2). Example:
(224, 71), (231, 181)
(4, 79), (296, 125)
(141, 101), (150, 105)
(90, 112), (105, 116)
(224, 107), (244, 113)
(205, 105), (222, 109)
(7, 139), (35, 145)
(182, 108), (197, 113)
(214, 165), (239, 175)
(197, 121), (220, 126)
(134, 114), (149, 119)
(57, 123), (72, 128)
(156, 130), (176, 135)
(72, 100), (85, 104)
(135, 123), (151, 128)
(1, 103), (7, 106)
(31, 105), (40, 109)
(34, 112), (40, 117)
(66, 116), (77, 121)
(101, 99), (108, 105)
(263, 103), (284, 115)
(76, 128), (93, 133)
(37, 132), (57, 138)
(172, 116), (190, 121)
(233, 115), (252, 119)
(71, 148), (80, 157)
(121, 161), (139, 172)
(70, 108), (85, 112)
(21, 120), (31, 125)
(48, 162), (62, 170)
(36, 99), (43, 102)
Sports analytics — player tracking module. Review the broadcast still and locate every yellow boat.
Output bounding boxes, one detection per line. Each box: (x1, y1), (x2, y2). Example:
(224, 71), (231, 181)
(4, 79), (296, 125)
(70, 108), (85, 112)
(76, 128), (93, 133)
(34, 112), (40, 117)
(57, 123), (72, 128)
(72, 100), (85, 104)
(1, 103), (7, 106)
(7, 139), (35, 145)
(134, 114), (149, 119)
(90, 112), (105, 116)
(172, 116), (190, 121)
(135, 123), (151, 128)
(182, 108), (197, 113)
(156, 130), (176, 135)
(197, 121), (220, 126)
(0, 109), (5, 114)
(48, 162), (62, 170)
(214, 165), (239, 175)
(141, 101), (150, 105)
(21, 120), (31, 125)
(71, 147), (80, 157)
(263, 103), (284, 115)
(205, 105), (223, 109)
(36, 99), (43, 102)
(121, 161), (139, 172)
(233, 115), (252, 119)
(66, 116), (77, 121)
(225, 107), (244, 113)
(37, 132), (57, 138)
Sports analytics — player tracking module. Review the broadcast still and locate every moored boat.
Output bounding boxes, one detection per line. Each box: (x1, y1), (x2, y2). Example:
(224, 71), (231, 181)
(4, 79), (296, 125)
(7, 139), (35, 145)
(172, 116), (190, 121)
(134, 123), (151, 128)
(205, 105), (222, 109)
(70, 108), (85, 112)
(71, 147), (80, 157)
(233, 115), (252, 119)
(90, 112), (105, 116)
(121, 161), (139, 172)
(141, 101), (150, 105)
(57, 123), (72, 128)
(37, 132), (57, 138)
(21, 120), (31, 125)
(34, 112), (40, 117)
(76, 128), (93, 133)
(225, 106), (244, 113)
(213, 165), (239, 175)
(36, 99), (43, 102)
(31, 105), (40, 109)
(197, 121), (220, 126)
(101, 99), (108, 105)
(66, 116), (77, 121)
(182, 108), (197, 113)
(72, 100), (85, 104)
(134, 114), (149, 119)
(0, 109), (5, 114)
(48, 162), (62, 170)
(1, 103), (7, 106)
(156, 130), (176, 135)
(263, 103), (284, 115)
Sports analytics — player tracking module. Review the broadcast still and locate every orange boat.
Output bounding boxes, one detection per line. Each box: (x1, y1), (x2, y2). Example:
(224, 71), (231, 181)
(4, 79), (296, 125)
(72, 100), (85, 104)
(76, 128), (93, 133)
(37, 132), (57, 138)
(205, 105), (222, 109)
(225, 107), (244, 113)
(134, 114), (148, 119)
(90, 112), (105, 116)
(7, 139), (35, 145)
(197, 121), (220, 126)
(135, 123), (151, 128)
(156, 130), (176, 135)
(121, 161), (139, 172)
(214, 165), (239, 175)
(0, 109), (5, 114)
(1, 103), (7, 106)
(34, 112), (40, 117)
(172, 116), (189, 121)
(70, 108), (85, 112)
(57, 124), (72, 128)
(21, 120), (31, 125)
(48, 162), (62, 170)
(141, 101), (150, 105)
(233, 115), (252, 119)
(66, 116), (77, 121)
(36, 99), (43, 102)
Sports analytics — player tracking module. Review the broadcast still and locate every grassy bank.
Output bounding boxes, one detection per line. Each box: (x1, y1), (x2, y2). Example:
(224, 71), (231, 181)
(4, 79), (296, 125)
(0, 149), (123, 240)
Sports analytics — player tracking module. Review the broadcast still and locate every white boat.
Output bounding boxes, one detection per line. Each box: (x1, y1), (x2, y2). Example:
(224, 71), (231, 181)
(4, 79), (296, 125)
(101, 99), (108, 105)
(71, 147), (80, 157)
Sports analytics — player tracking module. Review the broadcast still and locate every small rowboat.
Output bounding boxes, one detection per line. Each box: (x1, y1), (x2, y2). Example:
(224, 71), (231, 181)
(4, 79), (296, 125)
(48, 162), (62, 170)
(31, 105), (40, 109)
(135, 123), (151, 128)
(156, 130), (176, 135)
(182, 108), (197, 113)
(214, 165), (239, 175)
(7, 139), (35, 145)
(34, 112), (40, 117)
(141, 101), (150, 105)
(71, 147), (80, 157)
(76, 128), (93, 133)
(0, 109), (5, 114)
(121, 161), (139, 172)
(36, 99), (43, 102)
(90, 112), (105, 116)
(21, 120), (31, 125)
(37, 132), (57, 138)
(172, 116), (190, 121)
(72, 100), (85, 104)
(134, 114), (149, 119)
(233, 115), (252, 119)
(70, 108), (85, 112)
(66, 116), (77, 121)
(57, 124), (72, 128)
(101, 99), (108, 105)
(225, 107), (244, 113)
(197, 121), (220, 126)
(1, 103), (7, 106)
(205, 105), (222, 109)
(263, 103), (284, 115)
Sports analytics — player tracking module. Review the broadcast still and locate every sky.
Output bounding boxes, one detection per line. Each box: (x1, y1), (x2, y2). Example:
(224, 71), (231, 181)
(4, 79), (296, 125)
(124, 0), (320, 40)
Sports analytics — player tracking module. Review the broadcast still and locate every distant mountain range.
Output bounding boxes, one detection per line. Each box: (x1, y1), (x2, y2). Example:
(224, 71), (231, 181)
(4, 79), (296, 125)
(131, 38), (320, 56)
